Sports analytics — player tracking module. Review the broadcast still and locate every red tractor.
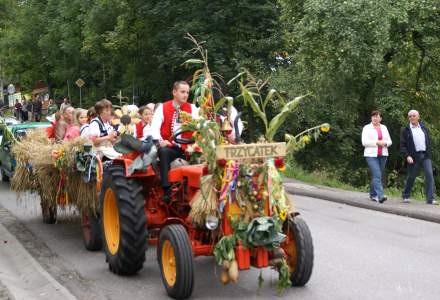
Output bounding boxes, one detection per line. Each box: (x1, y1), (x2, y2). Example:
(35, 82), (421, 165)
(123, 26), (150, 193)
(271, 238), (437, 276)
(99, 135), (314, 299)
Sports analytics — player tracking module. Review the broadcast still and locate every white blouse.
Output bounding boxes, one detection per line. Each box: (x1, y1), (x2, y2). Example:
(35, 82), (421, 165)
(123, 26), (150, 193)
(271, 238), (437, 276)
(361, 123), (392, 157)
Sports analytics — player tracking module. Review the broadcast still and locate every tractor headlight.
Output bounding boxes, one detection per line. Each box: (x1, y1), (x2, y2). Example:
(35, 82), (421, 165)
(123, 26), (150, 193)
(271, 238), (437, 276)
(205, 215), (219, 230)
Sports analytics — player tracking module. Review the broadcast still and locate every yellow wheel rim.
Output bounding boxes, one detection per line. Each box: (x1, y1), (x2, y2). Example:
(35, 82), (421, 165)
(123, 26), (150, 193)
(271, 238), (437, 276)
(162, 240), (176, 287)
(103, 188), (120, 255)
(282, 229), (298, 273)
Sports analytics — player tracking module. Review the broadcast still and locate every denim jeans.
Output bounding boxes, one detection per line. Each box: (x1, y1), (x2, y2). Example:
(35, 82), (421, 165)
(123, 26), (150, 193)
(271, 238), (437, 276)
(366, 156), (387, 199)
(402, 152), (436, 203)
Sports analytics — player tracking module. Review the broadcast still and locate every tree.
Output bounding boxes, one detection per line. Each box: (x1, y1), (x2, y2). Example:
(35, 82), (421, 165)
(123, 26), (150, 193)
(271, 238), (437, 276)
(274, 0), (440, 190)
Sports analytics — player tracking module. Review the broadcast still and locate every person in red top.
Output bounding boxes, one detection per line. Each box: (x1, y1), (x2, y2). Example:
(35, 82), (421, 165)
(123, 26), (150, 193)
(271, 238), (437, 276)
(134, 105), (153, 139)
(151, 81), (199, 199)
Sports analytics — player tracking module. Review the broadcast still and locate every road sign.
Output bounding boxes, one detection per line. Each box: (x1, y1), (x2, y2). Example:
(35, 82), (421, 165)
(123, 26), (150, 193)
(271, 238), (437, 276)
(216, 142), (287, 160)
(75, 78), (85, 108)
(75, 78), (85, 88)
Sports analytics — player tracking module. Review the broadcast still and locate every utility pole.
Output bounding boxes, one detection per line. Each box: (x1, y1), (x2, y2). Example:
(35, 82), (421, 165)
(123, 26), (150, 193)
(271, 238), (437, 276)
(0, 58), (4, 106)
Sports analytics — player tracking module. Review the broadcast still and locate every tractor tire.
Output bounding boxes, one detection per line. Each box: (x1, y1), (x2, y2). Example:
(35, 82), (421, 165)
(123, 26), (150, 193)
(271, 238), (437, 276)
(40, 201), (57, 224)
(100, 164), (147, 275)
(158, 224), (194, 299)
(81, 209), (103, 251)
(282, 216), (314, 286)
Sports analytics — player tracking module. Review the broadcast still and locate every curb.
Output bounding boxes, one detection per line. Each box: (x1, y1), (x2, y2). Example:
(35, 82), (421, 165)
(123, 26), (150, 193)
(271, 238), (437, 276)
(284, 181), (440, 224)
(0, 223), (77, 300)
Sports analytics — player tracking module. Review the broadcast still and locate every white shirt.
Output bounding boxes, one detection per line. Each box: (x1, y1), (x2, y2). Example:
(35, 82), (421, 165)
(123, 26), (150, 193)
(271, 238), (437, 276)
(361, 123), (392, 157)
(410, 123), (426, 152)
(151, 101), (199, 141)
(88, 117), (114, 138)
(142, 124), (153, 139)
(80, 124), (90, 138)
(220, 106), (244, 138)
(133, 123), (154, 140)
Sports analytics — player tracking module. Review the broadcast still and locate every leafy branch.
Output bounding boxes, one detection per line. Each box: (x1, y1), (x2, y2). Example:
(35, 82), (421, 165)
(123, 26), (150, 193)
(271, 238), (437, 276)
(228, 70), (310, 142)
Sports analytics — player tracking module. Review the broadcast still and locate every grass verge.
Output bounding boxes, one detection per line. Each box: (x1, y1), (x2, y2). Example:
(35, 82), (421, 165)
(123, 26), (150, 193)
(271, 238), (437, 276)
(285, 163), (426, 201)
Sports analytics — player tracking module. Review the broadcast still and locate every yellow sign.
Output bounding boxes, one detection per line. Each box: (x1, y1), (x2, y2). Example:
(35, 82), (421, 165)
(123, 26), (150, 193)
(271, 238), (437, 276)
(216, 143), (287, 160)
(75, 78), (85, 88)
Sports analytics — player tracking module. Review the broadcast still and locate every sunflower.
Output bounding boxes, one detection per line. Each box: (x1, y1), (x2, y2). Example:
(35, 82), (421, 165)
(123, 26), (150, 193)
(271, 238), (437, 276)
(113, 105), (141, 135)
(301, 135), (311, 144)
(320, 123), (331, 133)
(279, 210), (287, 221)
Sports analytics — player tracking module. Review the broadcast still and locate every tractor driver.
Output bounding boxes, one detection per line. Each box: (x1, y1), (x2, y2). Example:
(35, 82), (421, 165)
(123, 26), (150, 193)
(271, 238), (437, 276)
(151, 81), (199, 201)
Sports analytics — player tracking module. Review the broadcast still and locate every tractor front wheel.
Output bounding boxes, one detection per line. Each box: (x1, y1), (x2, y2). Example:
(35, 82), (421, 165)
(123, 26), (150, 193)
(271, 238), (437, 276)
(100, 164), (147, 275)
(281, 216), (314, 286)
(81, 209), (103, 251)
(158, 224), (194, 299)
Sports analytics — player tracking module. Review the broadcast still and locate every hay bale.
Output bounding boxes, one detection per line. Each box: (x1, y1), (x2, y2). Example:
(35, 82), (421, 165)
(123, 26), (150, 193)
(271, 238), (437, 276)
(11, 130), (98, 211)
(11, 166), (38, 192)
(35, 166), (60, 208)
(65, 170), (98, 213)
(12, 129), (54, 166)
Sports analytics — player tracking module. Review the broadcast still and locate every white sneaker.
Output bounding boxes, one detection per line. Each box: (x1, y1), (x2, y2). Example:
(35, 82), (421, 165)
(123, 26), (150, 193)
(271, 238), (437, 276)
(370, 196), (379, 202)
(403, 198), (411, 203)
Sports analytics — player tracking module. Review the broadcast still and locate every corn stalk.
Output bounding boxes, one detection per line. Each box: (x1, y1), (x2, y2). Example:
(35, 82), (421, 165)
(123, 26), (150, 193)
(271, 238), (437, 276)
(229, 70), (310, 142)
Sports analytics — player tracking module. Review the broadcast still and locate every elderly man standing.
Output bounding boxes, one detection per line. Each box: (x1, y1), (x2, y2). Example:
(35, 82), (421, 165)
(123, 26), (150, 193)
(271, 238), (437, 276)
(400, 110), (437, 204)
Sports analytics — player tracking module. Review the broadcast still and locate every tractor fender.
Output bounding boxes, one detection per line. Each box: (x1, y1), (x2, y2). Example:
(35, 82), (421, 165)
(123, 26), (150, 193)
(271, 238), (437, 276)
(162, 217), (187, 228)
(112, 156), (155, 178)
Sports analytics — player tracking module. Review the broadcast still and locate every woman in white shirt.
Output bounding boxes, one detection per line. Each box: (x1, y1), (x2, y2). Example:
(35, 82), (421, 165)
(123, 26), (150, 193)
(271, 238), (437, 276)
(361, 110), (392, 203)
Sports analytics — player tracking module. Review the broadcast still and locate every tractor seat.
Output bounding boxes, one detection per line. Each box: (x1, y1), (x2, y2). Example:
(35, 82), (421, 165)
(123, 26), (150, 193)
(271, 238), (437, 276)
(168, 164), (205, 188)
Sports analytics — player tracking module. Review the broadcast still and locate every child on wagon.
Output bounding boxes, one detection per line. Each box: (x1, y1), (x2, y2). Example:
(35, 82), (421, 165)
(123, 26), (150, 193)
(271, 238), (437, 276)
(134, 105), (154, 140)
(88, 99), (119, 159)
(79, 107), (96, 138)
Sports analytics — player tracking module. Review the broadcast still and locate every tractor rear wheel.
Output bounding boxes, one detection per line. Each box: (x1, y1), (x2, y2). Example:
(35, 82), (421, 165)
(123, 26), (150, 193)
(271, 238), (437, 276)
(281, 216), (314, 286)
(158, 224), (194, 299)
(100, 164), (147, 275)
(81, 209), (103, 251)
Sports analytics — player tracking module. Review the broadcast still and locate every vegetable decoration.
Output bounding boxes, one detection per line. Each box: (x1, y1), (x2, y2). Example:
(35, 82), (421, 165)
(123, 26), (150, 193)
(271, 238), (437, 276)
(182, 35), (327, 293)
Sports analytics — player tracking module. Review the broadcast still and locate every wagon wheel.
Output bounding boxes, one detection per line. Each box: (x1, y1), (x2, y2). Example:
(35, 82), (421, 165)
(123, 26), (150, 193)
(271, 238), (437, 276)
(100, 164), (147, 275)
(0, 166), (9, 182)
(81, 209), (103, 251)
(281, 216), (314, 286)
(40, 197), (57, 224)
(158, 224), (194, 299)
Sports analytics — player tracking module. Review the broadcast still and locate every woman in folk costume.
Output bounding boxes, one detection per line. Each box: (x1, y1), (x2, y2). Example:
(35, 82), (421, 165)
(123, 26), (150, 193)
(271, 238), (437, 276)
(88, 99), (120, 159)
(151, 81), (199, 200)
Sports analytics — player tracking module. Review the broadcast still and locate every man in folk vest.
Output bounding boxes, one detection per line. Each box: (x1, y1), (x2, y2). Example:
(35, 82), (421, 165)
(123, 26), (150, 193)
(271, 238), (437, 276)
(151, 81), (199, 199)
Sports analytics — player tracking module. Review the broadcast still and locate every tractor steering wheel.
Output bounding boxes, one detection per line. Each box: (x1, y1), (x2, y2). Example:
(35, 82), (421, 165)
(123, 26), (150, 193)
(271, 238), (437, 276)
(172, 129), (196, 145)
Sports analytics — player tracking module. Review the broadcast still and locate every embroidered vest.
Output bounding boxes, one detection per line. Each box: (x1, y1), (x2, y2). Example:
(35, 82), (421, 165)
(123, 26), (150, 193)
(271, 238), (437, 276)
(136, 122), (145, 139)
(160, 100), (193, 143)
(90, 117), (108, 137)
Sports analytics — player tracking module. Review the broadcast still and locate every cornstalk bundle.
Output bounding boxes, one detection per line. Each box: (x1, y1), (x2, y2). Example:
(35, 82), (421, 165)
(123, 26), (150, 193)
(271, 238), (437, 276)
(189, 174), (219, 226)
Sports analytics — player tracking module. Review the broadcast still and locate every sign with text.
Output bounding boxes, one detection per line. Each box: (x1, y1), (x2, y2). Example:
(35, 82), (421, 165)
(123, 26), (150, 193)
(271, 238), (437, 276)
(216, 142), (287, 160)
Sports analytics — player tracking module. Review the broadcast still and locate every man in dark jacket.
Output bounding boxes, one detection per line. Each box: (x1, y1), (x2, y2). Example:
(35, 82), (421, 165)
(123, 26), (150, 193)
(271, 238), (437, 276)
(33, 98), (42, 122)
(400, 110), (436, 204)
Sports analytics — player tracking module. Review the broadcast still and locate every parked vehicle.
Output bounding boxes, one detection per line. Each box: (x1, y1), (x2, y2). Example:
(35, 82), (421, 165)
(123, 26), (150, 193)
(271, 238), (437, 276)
(0, 122), (51, 181)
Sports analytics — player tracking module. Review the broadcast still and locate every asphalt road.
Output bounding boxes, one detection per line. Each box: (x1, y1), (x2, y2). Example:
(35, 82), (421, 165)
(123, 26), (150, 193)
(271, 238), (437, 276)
(1, 181), (439, 300)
